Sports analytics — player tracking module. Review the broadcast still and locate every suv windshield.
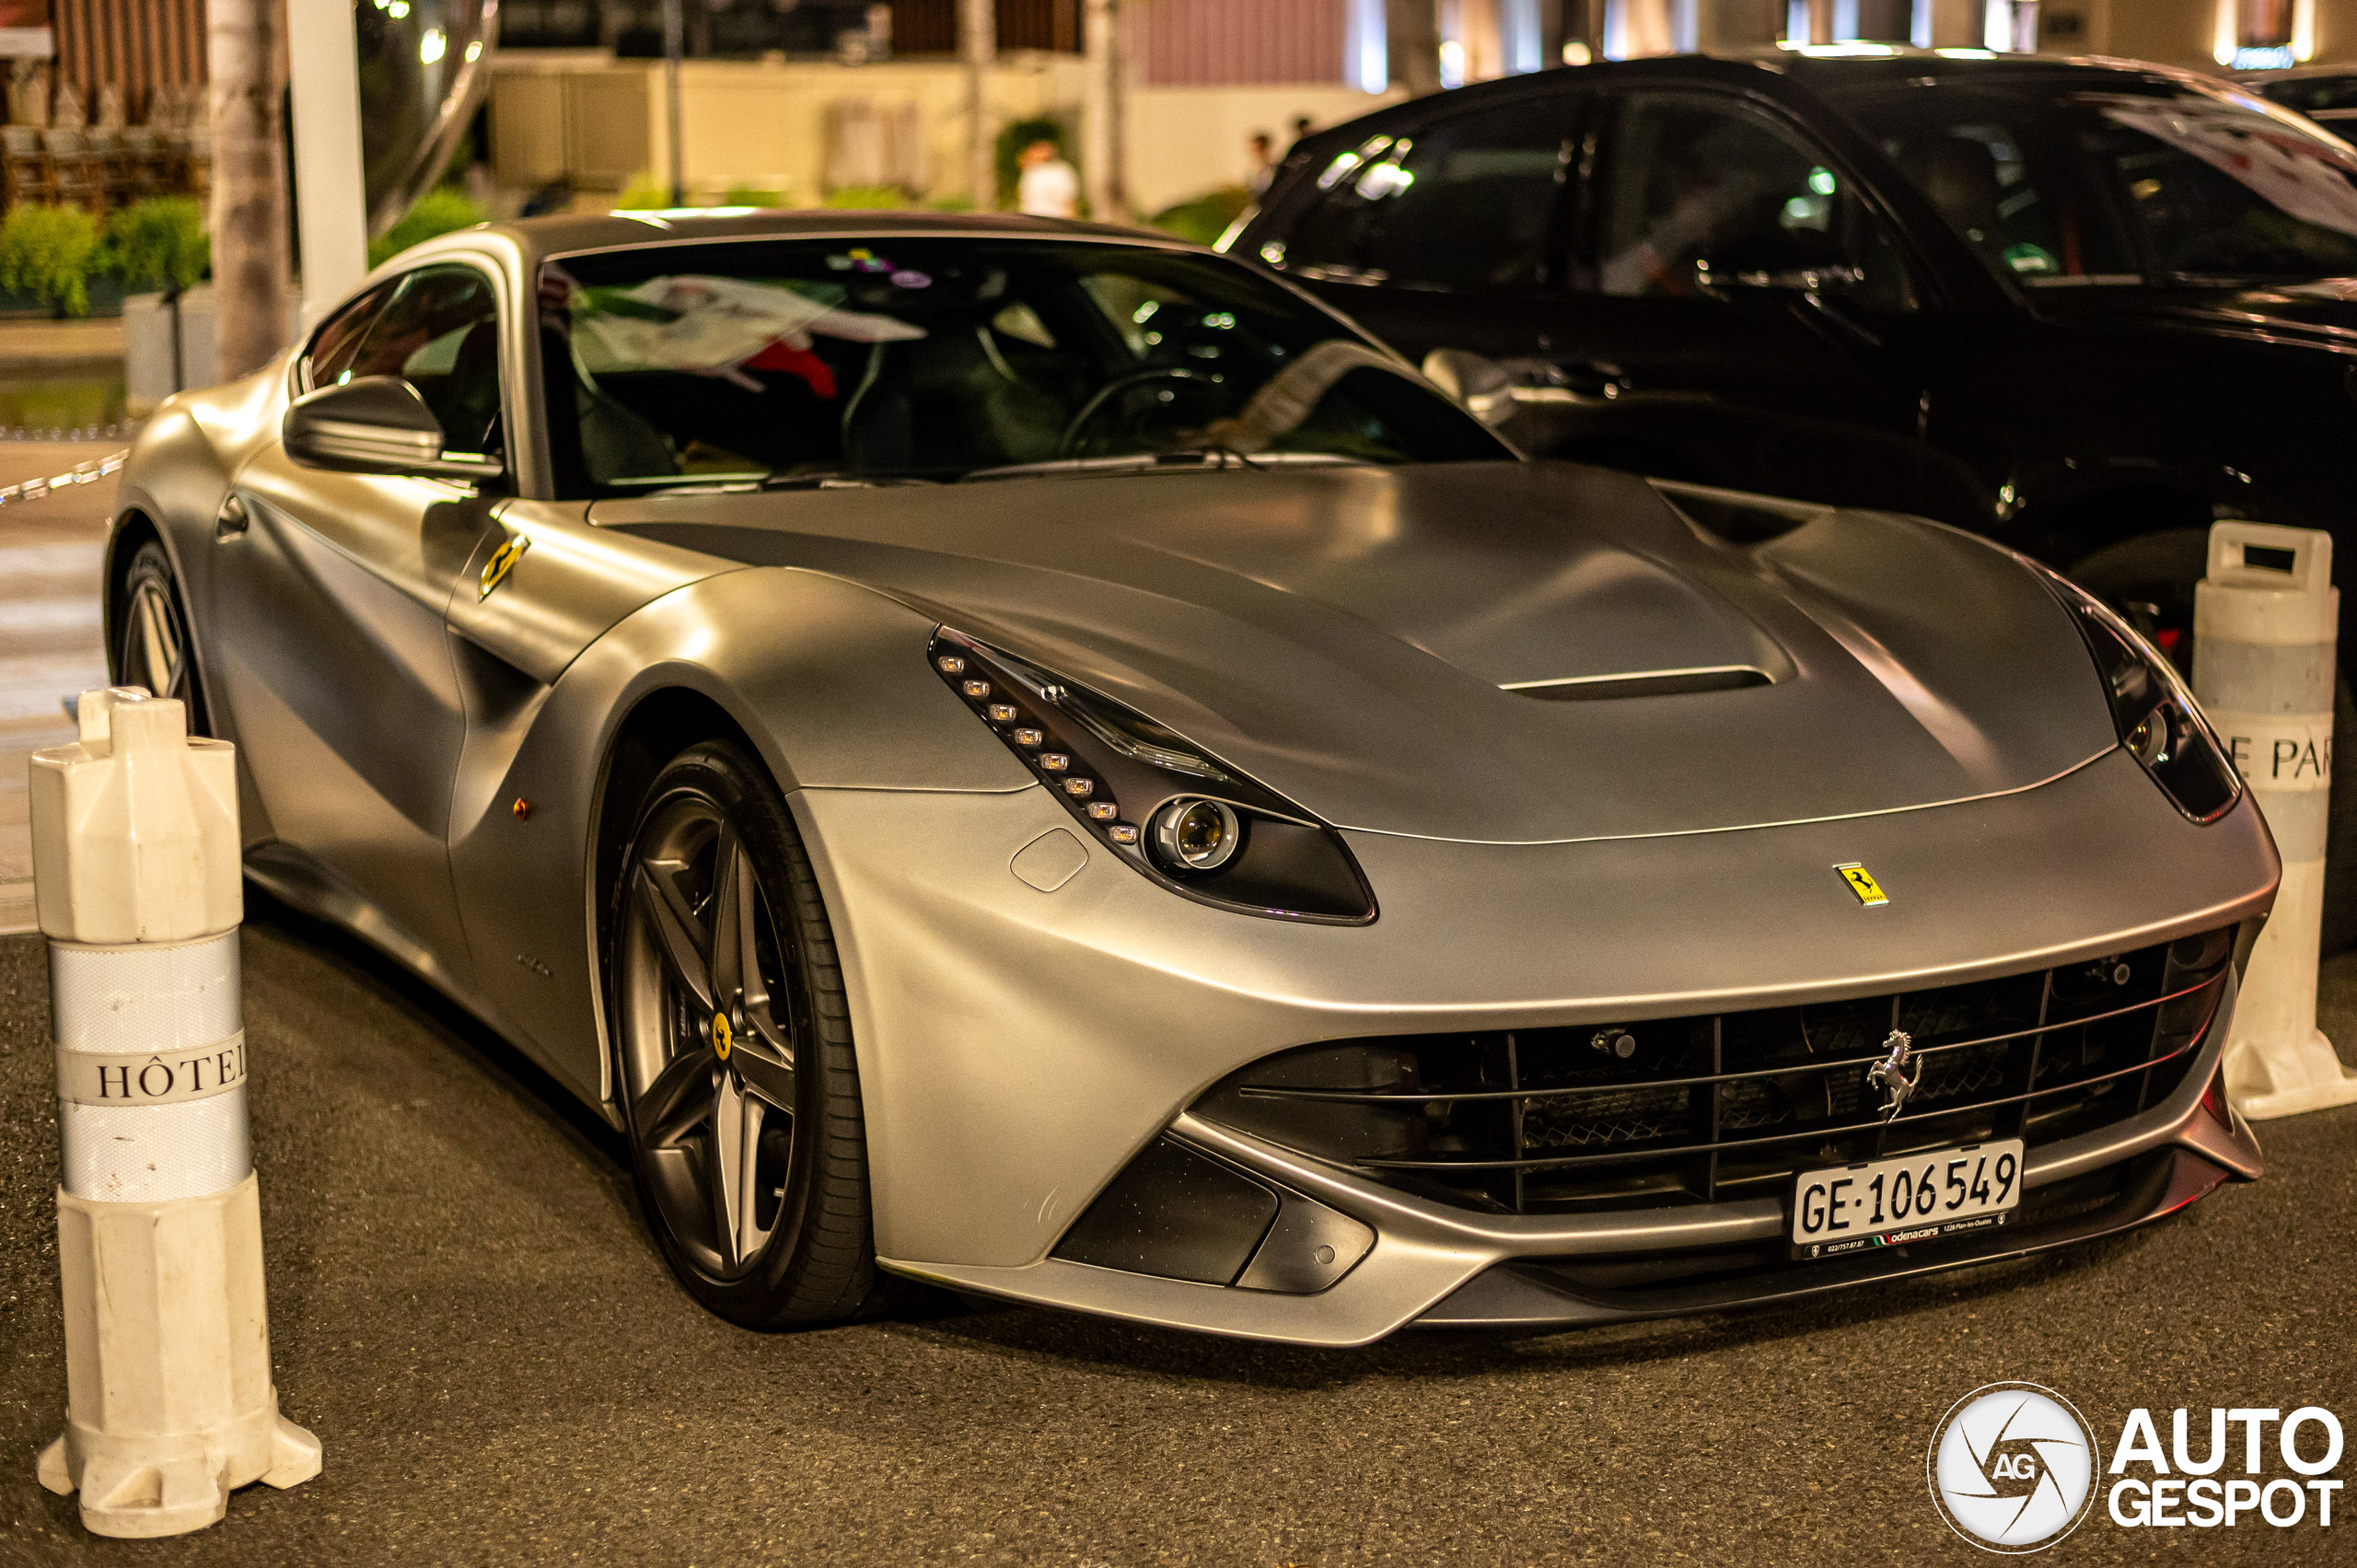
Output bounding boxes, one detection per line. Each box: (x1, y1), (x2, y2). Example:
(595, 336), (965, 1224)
(1832, 78), (2357, 285)
(537, 237), (1504, 494)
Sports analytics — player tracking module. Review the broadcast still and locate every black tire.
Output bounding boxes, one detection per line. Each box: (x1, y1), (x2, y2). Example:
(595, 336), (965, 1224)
(112, 539), (210, 735)
(607, 739), (886, 1328)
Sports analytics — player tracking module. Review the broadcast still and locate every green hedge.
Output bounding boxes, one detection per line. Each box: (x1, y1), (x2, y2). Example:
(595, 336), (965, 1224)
(368, 186), (491, 267)
(0, 203), (100, 316)
(1147, 186), (1253, 249)
(101, 197), (209, 297)
(0, 198), (218, 317)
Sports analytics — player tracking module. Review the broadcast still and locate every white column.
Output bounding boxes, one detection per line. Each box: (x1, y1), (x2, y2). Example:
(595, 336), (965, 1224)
(1083, 0), (1115, 220)
(963, 0), (996, 208)
(2194, 522), (2357, 1121)
(285, 0), (369, 331)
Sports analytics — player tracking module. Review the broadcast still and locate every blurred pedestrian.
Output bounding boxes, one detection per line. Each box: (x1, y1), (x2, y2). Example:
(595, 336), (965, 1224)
(1248, 132), (1277, 195)
(520, 177), (573, 219)
(1016, 138), (1080, 218)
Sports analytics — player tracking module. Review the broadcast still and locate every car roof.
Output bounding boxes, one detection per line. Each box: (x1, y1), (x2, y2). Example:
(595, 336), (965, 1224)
(1278, 48), (2220, 161)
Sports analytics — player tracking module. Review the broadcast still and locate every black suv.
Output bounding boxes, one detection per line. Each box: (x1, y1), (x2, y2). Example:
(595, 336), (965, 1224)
(1236, 50), (2357, 672)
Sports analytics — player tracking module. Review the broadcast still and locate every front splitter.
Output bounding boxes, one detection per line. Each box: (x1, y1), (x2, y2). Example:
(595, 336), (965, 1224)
(1413, 1144), (2232, 1330)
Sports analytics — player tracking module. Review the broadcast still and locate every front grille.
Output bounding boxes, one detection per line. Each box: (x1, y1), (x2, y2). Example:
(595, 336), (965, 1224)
(1193, 925), (2240, 1215)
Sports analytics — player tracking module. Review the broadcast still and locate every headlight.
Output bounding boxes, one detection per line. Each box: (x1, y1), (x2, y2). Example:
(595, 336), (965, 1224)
(930, 629), (1377, 923)
(2025, 559), (2242, 823)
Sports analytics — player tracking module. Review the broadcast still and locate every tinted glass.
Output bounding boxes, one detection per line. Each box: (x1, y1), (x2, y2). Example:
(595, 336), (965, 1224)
(331, 265), (505, 455)
(537, 238), (1505, 495)
(305, 282), (395, 389)
(1585, 95), (1914, 309)
(1838, 80), (2357, 284)
(1280, 102), (1573, 290)
(1860, 100), (2131, 282)
(2256, 73), (2357, 115)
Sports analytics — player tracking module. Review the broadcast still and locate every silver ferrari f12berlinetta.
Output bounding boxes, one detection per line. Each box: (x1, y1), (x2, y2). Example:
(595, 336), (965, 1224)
(106, 211), (2275, 1345)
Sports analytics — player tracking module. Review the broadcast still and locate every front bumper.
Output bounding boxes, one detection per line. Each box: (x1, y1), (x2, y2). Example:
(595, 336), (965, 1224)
(796, 747), (2274, 1347)
(888, 966), (2259, 1347)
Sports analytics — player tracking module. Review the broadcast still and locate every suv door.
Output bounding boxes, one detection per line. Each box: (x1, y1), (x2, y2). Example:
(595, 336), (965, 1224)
(209, 263), (510, 979)
(1538, 88), (1933, 509)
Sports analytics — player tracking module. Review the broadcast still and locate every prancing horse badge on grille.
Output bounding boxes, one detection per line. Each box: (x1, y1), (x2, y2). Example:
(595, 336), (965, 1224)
(1867, 1029), (1917, 1121)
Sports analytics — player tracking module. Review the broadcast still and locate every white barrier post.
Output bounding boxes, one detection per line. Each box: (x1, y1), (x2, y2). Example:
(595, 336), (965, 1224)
(2193, 522), (2357, 1120)
(28, 687), (320, 1537)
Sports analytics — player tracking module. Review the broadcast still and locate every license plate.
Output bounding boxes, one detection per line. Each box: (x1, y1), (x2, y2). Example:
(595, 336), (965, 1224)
(1789, 1139), (2024, 1260)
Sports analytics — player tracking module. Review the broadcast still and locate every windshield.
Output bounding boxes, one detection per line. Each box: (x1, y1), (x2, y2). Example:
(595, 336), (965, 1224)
(536, 238), (1505, 494)
(1832, 79), (2357, 285)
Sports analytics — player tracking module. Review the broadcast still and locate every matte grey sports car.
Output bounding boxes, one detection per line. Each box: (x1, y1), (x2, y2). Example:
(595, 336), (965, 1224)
(106, 211), (2275, 1345)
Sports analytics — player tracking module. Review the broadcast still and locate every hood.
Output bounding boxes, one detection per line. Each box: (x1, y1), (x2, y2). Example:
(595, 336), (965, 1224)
(596, 461), (2119, 844)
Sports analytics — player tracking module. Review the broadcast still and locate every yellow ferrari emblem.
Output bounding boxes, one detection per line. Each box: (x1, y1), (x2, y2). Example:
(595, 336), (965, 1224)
(1835, 863), (1888, 907)
(479, 534), (528, 600)
(711, 1012), (733, 1062)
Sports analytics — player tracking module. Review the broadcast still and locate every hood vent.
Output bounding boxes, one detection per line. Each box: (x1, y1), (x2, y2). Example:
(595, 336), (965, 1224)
(1505, 666), (1773, 702)
(1652, 479), (1829, 546)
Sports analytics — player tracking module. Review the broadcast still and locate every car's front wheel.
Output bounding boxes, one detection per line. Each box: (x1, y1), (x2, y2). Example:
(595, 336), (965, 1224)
(113, 538), (209, 733)
(609, 739), (886, 1328)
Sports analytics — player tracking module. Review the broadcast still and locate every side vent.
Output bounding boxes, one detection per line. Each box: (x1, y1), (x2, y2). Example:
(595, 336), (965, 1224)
(1652, 478), (1830, 546)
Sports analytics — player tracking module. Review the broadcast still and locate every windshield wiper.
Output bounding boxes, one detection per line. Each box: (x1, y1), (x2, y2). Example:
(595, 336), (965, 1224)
(962, 448), (1366, 482)
(760, 472), (938, 490)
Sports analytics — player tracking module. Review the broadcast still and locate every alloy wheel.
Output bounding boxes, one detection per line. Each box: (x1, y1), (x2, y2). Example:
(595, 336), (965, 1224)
(616, 791), (802, 1281)
(120, 562), (192, 703)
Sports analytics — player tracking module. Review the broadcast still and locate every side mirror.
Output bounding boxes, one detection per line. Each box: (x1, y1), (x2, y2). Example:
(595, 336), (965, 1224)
(1422, 348), (1607, 427)
(1421, 348), (1516, 427)
(283, 376), (503, 480)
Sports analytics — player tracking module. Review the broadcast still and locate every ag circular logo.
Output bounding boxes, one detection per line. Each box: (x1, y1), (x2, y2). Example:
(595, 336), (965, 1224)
(1927, 1383), (2102, 1553)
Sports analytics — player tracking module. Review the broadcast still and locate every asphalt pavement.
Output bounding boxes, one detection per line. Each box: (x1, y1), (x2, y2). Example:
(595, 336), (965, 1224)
(0, 894), (2351, 1567)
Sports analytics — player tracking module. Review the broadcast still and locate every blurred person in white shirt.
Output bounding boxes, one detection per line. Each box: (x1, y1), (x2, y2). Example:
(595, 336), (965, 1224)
(1016, 139), (1080, 217)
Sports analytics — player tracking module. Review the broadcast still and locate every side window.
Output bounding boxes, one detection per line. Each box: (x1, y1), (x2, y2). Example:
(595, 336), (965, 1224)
(1586, 95), (1915, 311)
(303, 283), (394, 390)
(340, 265), (505, 457)
(1276, 134), (1399, 279)
(1280, 100), (1575, 291)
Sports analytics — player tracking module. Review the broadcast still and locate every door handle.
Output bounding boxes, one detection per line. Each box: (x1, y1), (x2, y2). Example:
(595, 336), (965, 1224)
(214, 494), (248, 539)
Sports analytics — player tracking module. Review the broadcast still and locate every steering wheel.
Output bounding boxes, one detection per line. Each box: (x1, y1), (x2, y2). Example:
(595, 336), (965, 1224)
(1058, 367), (1228, 458)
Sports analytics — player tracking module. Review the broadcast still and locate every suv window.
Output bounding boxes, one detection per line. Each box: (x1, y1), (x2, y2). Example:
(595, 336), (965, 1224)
(1279, 99), (1575, 291)
(1838, 80), (2357, 285)
(315, 265), (505, 457)
(1585, 94), (1914, 310)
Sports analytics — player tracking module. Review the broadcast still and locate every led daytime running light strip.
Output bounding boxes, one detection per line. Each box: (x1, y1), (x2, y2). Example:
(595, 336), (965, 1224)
(932, 639), (1145, 850)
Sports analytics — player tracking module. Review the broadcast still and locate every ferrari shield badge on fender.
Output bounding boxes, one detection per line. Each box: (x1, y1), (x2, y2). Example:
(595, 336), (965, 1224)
(480, 534), (528, 600)
(1835, 862), (1887, 907)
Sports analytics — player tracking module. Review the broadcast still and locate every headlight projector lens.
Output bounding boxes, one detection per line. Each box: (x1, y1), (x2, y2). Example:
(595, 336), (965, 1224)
(1152, 797), (1242, 873)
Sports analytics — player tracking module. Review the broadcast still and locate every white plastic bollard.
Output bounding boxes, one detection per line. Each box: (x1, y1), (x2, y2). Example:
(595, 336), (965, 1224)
(27, 687), (320, 1538)
(2193, 522), (2357, 1120)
